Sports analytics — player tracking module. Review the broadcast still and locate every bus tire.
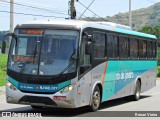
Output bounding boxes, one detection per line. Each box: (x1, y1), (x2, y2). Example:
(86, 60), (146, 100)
(89, 86), (101, 112)
(131, 80), (141, 101)
(31, 105), (43, 109)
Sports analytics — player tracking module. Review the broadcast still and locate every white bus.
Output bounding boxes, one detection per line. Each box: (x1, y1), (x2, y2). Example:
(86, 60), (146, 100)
(4, 20), (157, 112)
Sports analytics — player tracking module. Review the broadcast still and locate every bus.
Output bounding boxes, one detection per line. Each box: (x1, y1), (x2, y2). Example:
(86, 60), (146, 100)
(3, 20), (157, 112)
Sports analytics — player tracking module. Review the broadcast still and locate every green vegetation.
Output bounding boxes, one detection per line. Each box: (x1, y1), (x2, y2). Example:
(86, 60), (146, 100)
(0, 54), (8, 86)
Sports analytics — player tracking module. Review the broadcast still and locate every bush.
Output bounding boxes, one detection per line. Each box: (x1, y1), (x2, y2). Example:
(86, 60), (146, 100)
(0, 54), (8, 86)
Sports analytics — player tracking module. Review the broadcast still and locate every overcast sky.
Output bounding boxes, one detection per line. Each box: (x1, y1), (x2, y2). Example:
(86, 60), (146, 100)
(0, 0), (159, 31)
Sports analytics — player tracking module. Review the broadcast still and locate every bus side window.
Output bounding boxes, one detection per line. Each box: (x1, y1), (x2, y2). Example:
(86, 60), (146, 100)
(147, 41), (153, 59)
(119, 36), (129, 59)
(130, 38), (138, 59)
(139, 39), (147, 59)
(152, 41), (156, 58)
(93, 32), (106, 59)
(107, 34), (118, 58)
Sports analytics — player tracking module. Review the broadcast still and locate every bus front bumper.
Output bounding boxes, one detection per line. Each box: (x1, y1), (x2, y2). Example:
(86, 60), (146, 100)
(6, 80), (77, 108)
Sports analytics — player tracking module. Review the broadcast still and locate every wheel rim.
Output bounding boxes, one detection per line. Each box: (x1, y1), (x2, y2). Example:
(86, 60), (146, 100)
(92, 91), (100, 109)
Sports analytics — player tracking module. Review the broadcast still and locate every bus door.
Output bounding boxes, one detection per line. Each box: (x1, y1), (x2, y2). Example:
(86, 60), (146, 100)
(78, 32), (92, 106)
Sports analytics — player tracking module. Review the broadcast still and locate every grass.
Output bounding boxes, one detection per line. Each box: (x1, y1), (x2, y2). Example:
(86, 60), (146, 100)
(0, 54), (8, 86)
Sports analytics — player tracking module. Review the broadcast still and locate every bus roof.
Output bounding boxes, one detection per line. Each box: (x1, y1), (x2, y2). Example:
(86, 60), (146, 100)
(19, 20), (157, 39)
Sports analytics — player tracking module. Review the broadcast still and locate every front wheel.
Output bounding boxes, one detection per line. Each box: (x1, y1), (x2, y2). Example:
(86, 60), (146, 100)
(89, 86), (101, 112)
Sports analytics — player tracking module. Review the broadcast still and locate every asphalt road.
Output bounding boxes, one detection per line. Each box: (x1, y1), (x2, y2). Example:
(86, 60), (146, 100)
(0, 80), (160, 118)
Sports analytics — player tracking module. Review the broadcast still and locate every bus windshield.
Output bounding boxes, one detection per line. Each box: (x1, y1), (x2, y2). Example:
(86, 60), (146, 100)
(8, 30), (79, 76)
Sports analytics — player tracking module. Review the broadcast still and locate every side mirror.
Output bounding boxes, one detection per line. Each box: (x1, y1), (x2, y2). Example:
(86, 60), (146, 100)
(1, 40), (6, 54)
(1, 32), (14, 54)
(85, 41), (92, 55)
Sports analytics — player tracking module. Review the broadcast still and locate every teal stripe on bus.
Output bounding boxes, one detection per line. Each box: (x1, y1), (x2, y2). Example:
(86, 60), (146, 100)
(8, 77), (71, 92)
(8, 77), (19, 88)
(102, 60), (157, 102)
(115, 28), (157, 39)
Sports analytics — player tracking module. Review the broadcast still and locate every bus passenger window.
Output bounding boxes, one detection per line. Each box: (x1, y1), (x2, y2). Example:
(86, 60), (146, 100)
(147, 41), (153, 58)
(107, 34), (118, 58)
(153, 42), (156, 58)
(130, 38), (138, 59)
(119, 36), (129, 59)
(139, 40), (147, 59)
(93, 33), (106, 59)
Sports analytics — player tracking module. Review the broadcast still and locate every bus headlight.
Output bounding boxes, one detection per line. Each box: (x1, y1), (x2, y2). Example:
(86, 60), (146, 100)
(7, 81), (17, 91)
(60, 83), (75, 94)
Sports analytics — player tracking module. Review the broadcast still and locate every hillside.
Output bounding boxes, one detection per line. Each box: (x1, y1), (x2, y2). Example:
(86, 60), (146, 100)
(84, 2), (160, 30)
(1, 2), (160, 34)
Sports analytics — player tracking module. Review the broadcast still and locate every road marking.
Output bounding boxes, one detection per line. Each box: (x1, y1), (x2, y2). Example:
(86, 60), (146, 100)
(151, 92), (160, 96)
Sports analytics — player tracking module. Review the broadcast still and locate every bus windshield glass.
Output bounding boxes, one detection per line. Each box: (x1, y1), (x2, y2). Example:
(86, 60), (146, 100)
(8, 29), (79, 76)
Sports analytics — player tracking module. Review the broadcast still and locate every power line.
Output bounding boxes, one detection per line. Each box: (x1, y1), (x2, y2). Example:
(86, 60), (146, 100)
(0, 0), (69, 16)
(0, 2), (67, 19)
(77, 1), (106, 21)
(0, 10), (66, 18)
(79, 0), (95, 19)
(77, 11), (96, 21)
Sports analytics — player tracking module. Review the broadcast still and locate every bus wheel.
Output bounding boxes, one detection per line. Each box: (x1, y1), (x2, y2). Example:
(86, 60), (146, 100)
(31, 105), (43, 109)
(132, 80), (141, 101)
(89, 86), (101, 112)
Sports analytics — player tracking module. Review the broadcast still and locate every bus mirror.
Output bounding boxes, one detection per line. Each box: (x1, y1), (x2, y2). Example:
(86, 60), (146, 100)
(1, 40), (6, 54)
(82, 32), (92, 41)
(5, 32), (15, 37)
(85, 41), (92, 55)
(1, 32), (14, 54)
(87, 35), (92, 41)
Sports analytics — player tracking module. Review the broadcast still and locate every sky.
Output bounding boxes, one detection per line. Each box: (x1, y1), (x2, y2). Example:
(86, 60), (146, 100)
(0, 0), (160, 31)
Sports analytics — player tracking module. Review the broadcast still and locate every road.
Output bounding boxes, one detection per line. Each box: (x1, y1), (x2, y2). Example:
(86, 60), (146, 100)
(0, 80), (160, 119)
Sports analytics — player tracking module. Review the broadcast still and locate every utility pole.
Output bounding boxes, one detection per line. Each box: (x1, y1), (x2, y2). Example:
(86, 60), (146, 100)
(70, 0), (76, 19)
(129, 0), (132, 29)
(10, 0), (14, 44)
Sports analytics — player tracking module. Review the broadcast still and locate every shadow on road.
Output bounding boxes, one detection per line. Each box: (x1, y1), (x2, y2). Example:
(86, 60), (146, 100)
(99, 95), (150, 110)
(0, 95), (151, 117)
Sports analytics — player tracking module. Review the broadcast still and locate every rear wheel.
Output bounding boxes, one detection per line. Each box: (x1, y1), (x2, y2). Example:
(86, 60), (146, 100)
(89, 86), (101, 112)
(131, 80), (141, 101)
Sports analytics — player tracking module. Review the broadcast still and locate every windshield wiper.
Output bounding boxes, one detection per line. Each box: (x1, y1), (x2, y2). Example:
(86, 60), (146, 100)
(55, 60), (77, 78)
(32, 41), (40, 64)
(55, 51), (78, 78)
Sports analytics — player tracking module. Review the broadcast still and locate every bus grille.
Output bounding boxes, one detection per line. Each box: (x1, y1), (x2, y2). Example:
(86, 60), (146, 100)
(19, 96), (57, 106)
